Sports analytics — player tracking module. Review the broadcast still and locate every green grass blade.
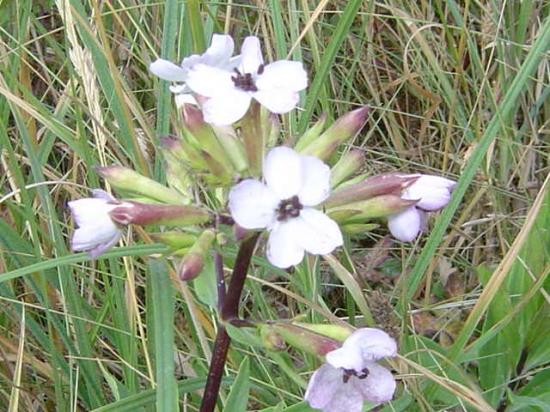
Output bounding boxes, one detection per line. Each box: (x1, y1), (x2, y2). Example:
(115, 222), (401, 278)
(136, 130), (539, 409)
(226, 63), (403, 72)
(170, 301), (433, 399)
(147, 258), (178, 412)
(297, 0), (362, 133)
(225, 357), (250, 412)
(0, 244), (168, 284)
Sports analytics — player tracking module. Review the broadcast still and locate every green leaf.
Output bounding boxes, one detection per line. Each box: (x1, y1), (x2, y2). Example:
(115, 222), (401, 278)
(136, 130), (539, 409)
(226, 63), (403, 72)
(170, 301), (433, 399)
(225, 357), (250, 412)
(192, 254), (217, 308)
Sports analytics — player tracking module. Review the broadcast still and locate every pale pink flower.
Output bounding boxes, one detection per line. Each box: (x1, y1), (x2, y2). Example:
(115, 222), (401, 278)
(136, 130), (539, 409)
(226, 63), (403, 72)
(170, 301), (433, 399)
(228, 147), (342, 268)
(388, 175), (456, 242)
(305, 328), (397, 412)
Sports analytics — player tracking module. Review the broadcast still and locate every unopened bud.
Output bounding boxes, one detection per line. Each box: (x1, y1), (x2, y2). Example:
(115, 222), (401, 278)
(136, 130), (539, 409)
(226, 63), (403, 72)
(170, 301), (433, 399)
(178, 229), (216, 281)
(109, 202), (210, 226)
(150, 231), (197, 249)
(211, 126), (248, 172)
(294, 113), (328, 152)
(324, 173), (419, 208)
(182, 104), (234, 179)
(293, 322), (354, 342)
(178, 253), (204, 281)
(341, 223), (379, 234)
(240, 102), (264, 176)
(160, 135), (206, 170)
(328, 195), (417, 224)
(263, 322), (341, 356)
(96, 165), (186, 204)
(300, 107), (369, 160)
(330, 150), (364, 188)
(260, 325), (286, 351)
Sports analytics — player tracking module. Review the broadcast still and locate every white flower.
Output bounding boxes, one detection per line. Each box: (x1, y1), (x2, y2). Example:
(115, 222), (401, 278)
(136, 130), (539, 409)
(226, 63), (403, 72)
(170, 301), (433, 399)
(388, 175), (456, 242)
(149, 34), (238, 106)
(305, 328), (397, 412)
(68, 190), (125, 258)
(186, 36), (308, 125)
(228, 147), (342, 268)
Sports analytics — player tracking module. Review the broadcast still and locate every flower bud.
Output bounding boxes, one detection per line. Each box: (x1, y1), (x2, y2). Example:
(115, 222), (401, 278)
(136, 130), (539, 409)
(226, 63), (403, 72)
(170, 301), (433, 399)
(328, 195), (417, 223)
(262, 322), (341, 356)
(341, 223), (379, 234)
(293, 322), (354, 342)
(260, 325), (286, 351)
(149, 231), (197, 249)
(240, 101), (264, 176)
(178, 229), (216, 281)
(324, 173), (419, 208)
(96, 165), (186, 204)
(159, 135), (206, 171)
(109, 202), (210, 226)
(182, 104), (234, 178)
(294, 113), (328, 152)
(211, 126), (248, 172)
(330, 150), (364, 188)
(159, 137), (194, 200)
(300, 107), (369, 160)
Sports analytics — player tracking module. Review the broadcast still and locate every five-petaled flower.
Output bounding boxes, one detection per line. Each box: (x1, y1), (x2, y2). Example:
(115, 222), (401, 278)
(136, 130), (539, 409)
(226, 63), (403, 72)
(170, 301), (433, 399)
(186, 36), (308, 125)
(388, 175), (456, 242)
(305, 328), (397, 412)
(228, 146), (343, 268)
(149, 34), (239, 107)
(68, 189), (127, 258)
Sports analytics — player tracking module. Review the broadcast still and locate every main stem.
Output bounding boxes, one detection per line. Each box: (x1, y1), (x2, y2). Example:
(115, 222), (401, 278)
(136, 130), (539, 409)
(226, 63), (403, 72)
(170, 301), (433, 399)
(199, 234), (259, 412)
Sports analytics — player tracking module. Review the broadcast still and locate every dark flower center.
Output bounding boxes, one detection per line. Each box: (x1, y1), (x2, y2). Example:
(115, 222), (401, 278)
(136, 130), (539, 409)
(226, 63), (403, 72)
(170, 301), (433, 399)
(231, 65), (264, 92)
(342, 367), (370, 384)
(276, 195), (303, 221)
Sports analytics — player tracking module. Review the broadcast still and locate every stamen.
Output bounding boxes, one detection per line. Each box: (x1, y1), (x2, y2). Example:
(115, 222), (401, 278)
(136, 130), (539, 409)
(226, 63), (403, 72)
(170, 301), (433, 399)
(276, 195), (303, 221)
(258, 64), (265, 75)
(231, 68), (258, 92)
(341, 367), (370, 383)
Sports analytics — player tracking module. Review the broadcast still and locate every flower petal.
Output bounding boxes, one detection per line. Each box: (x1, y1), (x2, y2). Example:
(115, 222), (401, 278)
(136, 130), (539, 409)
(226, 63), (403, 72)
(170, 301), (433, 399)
(228, 179), (278, 229)
(88, 232), (122, 259)
(149, 59), (188, 81)
(297, 155), (331, 206)
(343, 328), (397, 362)
(353, 362), (396, 404)
(294, 208), (343, 255)
(388, 206), (421, 242)
(68, 198), (115, 228)
(263, 146), (303, 199)
(403, 175), (455, 211)
(253, 89), (300, 114)
(323, 386), (365, 412)
(71, 224), (120, 253)
(304, 364), (343, 409)
(267, 221), (305, 268)
(201, 34), (235, 67)
(186, 64), (235, 97)
(325, 343), (364, 372)
(240, 36), (263, 73)
(201, 90), (252, 125)
(255, 60), (308, 92)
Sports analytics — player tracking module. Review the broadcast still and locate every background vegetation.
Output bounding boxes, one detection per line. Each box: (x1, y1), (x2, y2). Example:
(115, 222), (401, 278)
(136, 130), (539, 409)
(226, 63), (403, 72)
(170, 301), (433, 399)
(0, 0), (549, 411)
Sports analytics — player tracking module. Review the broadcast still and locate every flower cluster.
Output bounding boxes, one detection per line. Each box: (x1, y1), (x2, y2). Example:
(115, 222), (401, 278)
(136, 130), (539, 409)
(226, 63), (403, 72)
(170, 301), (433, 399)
(65, 32), (461, 412)
(150, 35), (307, 125)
